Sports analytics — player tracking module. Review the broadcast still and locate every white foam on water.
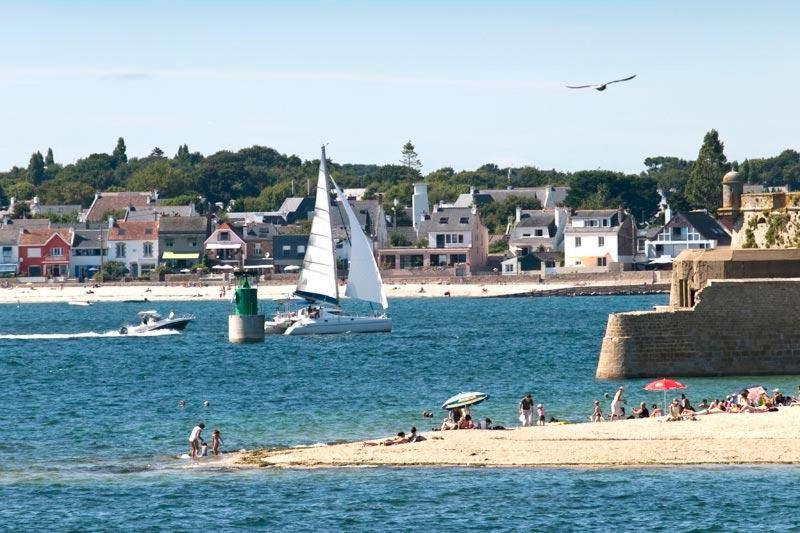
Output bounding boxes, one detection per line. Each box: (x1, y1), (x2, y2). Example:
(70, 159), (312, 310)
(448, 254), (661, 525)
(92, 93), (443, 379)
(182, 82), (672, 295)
(0, 329), (181, 340)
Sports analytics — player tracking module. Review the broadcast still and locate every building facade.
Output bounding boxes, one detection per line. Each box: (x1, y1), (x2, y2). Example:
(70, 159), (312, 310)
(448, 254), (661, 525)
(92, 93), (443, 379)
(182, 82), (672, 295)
(106, 220), (159, 277)
(564, 209), (636, 268)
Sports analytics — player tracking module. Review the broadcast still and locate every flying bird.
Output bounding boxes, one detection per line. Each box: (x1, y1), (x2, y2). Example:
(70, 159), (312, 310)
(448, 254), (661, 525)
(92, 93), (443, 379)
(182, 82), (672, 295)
(566, 74), (636, 91)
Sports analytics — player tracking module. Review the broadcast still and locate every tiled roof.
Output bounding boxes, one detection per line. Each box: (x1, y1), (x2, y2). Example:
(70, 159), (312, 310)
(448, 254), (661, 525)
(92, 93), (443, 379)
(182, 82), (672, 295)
(18, 228), (72, 246)
(84, 192), (154, 222)
(0, 228), (19, 245)
(158, 216), (209, 234)
(108, 221), (158, 241)
(2, 219), (51, 230)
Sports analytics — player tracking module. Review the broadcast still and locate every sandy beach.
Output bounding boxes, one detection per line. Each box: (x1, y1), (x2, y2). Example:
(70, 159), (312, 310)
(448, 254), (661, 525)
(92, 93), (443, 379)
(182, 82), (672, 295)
(225, 408), (800, 468)
(0, 278), (664, 304)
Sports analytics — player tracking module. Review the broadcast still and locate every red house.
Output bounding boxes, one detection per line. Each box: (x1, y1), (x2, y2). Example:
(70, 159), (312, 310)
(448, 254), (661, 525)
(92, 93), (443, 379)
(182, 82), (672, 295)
(18, 228), (72, 277)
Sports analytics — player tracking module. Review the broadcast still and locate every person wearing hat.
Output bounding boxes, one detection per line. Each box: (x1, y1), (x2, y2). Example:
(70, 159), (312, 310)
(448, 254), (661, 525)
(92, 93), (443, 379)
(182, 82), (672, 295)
(610, 386), (625, 421)
(188, 422), (205, 459)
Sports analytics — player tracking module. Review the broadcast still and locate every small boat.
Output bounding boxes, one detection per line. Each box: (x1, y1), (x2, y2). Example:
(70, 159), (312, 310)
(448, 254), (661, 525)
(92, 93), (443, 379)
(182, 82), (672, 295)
(68, 301), (92, 307)
(119, 310), (195, 335)
(267, 146), (391, 336)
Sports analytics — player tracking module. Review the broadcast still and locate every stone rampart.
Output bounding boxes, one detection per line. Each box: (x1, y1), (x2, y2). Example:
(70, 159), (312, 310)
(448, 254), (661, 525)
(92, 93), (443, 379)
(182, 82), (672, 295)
(597, 279), (800, 378)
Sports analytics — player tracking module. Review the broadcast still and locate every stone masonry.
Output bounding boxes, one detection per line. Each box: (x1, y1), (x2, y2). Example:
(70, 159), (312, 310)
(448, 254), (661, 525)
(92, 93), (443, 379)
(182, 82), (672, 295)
(597, 279), (800, 378)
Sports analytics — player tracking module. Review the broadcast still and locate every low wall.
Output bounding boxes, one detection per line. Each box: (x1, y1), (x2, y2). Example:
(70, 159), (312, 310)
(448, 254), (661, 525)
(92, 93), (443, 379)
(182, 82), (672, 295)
(597, 278), (800, 378)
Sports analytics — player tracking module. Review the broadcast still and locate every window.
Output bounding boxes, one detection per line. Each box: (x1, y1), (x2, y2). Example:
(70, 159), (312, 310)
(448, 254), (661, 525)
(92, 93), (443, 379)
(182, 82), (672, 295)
(255, 243), (262, 256)
(445, 234), (451, 244)
(637, 239), (646, 252)
(598, 236), (605, 247)
(597, 257), (607, 267)
(50, 247), (64, 257)
(575, 237), (582, 247)
(504, 263), (515, 273)
(297, 245), (306, 254)
(602, 219), (610, 227)
(439, 217), (449, 224)
(219, 231), (230, 241)
(399, 254), (424, 268)
(190, 241), (197, 247)
(165, 239), (174, 247)
(522, 233), (531, 237)
(587, 220), (598, 227)
(450, 254), (467, 264)
(655, 244), (664, 253)
(282, 245), (291, 253)
(144, 228), (153, 235)
(115, 243), (126, 258)
(118, 229), (126, 236)
(143, 242), (153, 257)
(28, 248), (41, 258)
(459, 217), (469, 224)
(534, 229), (543, 237)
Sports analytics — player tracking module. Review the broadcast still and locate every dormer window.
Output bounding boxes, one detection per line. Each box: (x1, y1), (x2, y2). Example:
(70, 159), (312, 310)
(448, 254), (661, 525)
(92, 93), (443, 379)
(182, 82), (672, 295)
(144, 228), (153, 235)
(118, 229), (126, 235)
(219, 231), (230, 241)
(439, 217), (449, 224)
(459, 217), (469, 224)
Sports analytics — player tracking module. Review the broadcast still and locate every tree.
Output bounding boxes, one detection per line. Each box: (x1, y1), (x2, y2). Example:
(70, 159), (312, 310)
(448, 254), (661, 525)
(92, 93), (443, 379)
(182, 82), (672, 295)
(27, 151), (45, 185)
(12, 201), (31, 219)
(113, 137), (127, 165)
(685, 129), (729, 212)
(97, 260), (128, 281)
(175, 144), (190, 160)
(150, 147), (164, 158)
(400, 141), (422, 172)
(45, 148), (54, 167)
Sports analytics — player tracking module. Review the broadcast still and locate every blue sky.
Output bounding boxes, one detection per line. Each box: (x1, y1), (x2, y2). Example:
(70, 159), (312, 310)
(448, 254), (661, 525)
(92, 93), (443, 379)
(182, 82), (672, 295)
(0, 1), (798, 173)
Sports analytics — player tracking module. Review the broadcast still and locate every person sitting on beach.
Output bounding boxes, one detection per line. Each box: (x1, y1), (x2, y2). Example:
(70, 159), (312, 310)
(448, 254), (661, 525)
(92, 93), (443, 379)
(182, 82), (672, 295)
(477, 417), (493, 430)
(772, 389), (786, 406)
(440, 408), (462, 431)
(667, 399), (682, 421)
(679, 394), (693, 414)
(650, 404), (663, 417)
(408, 427), (426, 443)
(591, 400), (603, 422)
(458, 414), (475, 430)
(698, 399), (710, 410)
(633, 402), (649, 418)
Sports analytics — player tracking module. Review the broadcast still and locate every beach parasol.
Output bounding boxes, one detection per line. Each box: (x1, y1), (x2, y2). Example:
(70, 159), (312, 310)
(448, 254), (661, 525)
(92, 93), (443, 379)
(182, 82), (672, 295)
(643, 378), (687, 413)
(441, 391), (489, 410)
(747, 386), (767, 403)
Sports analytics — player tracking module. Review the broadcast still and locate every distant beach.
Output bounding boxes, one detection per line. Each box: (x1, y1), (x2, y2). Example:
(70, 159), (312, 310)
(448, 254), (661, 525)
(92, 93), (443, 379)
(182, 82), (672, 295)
(0, 278), (667, 304)
(229, 408), (800, 469)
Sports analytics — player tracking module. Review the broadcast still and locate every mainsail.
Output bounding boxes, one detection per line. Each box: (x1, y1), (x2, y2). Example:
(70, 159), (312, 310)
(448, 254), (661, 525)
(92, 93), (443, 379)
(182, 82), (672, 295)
(332, 178), (389, 309)
(294, 147), (339, 304)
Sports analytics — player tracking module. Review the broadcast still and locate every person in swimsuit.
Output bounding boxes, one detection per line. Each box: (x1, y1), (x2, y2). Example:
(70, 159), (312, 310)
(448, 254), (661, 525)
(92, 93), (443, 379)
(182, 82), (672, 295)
(592, 400), (603, 422)
(211, 429), (223, 455)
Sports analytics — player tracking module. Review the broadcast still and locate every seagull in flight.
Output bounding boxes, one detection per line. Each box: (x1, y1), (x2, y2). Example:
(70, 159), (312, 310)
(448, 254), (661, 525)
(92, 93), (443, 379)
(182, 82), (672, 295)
(566, 74), (636, 91)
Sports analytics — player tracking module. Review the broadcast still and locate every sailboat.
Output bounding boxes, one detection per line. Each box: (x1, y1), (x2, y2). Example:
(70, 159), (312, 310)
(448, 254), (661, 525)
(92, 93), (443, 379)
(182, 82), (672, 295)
(265, 146), (391, 336)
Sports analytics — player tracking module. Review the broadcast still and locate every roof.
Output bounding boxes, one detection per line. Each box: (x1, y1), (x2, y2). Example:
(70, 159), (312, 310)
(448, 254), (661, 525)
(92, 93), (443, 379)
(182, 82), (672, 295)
(516, 211), (556, 228)
(2, 219), (51, 230)
(573, 209), (619, 218)
(71, 229), (102, 249)
(18, 228), (72, 246)
(158, 216), (209, 234)
(418, 207), (478, 233)
(0, 228), (19, 246)
(278, 197), (313, 215)
(240, 222), (280, 241)
(32, 204), (81, 216)
(84, 192), (155, 222)
(453, 186), (569, 208)
(108, 221), (158, 241)
(651, 211), (731, 245)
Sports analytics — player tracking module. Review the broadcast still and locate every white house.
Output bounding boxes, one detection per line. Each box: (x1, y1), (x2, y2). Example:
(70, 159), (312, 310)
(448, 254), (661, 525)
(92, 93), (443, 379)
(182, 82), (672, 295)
(564, 209), (636, 268)
(0, 227), (19, 276)
(70, 228), (106, 279)
(106, 219), (159, 277)
(508, 206), (569, 254)
(643, 211), (730, 262)
(204, 222), (246, 266)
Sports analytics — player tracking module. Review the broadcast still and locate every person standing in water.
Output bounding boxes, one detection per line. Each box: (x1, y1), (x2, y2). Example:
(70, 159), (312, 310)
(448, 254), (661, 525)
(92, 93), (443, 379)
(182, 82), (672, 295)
(188, 422), (205, 459)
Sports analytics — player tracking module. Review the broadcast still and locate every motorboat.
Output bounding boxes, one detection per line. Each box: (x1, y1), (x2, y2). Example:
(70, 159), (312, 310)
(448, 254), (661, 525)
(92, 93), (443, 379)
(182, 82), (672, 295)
(266, 146), (391, 336)
(119, 310), (195, 334)
(68, 301), (92, 307)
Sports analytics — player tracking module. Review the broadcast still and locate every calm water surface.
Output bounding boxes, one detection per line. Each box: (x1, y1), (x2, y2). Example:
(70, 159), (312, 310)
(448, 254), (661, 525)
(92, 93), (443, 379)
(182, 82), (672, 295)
(3, 295), (799, 530)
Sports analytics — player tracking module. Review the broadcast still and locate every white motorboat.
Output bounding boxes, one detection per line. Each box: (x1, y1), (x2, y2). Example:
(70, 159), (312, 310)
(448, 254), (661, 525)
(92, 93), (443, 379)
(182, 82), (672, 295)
(68, 301), (92, 307)
(119, 310), (195, 334)
(267, 146), (391, 336)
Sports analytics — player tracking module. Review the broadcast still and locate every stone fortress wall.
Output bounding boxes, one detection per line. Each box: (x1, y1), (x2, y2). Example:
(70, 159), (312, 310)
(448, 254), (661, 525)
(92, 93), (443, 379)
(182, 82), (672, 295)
(597, 279), (800, 379)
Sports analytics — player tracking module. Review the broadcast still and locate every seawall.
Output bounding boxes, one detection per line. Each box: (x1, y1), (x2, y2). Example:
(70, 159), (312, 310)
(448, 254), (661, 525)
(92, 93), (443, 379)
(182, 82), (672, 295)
(597, 278), (800, 378)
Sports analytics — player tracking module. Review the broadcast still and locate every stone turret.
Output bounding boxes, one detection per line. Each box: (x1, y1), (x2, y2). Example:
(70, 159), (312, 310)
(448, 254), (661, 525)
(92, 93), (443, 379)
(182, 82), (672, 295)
(721, 170), (743, 214)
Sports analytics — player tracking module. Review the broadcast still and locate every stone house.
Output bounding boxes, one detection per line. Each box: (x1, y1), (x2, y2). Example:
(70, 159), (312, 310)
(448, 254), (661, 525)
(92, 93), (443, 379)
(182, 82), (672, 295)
(508, 206), (569, 254)
(82, 191), (158, 223)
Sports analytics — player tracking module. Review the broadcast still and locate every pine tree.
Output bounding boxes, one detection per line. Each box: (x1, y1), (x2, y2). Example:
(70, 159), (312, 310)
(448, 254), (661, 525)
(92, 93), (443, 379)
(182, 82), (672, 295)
(175, 144), (189, 160)
(113, 137), (127, 165)
(27, 151), (45, 185)
(150, 147), (164, 158)
(685, 129), (729, 212)
(400, 141), (422, 172)
(45, 147), (54, 166)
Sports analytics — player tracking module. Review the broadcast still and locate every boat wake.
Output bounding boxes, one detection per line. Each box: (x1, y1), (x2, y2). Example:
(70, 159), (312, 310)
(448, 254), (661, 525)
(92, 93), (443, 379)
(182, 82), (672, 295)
(0, 329), (181, 340)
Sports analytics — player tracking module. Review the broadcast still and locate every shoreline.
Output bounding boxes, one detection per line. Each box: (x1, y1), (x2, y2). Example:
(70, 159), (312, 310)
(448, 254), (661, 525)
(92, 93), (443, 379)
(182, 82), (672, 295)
(225, 408), (800, 469)
(0, 278), (667, 304)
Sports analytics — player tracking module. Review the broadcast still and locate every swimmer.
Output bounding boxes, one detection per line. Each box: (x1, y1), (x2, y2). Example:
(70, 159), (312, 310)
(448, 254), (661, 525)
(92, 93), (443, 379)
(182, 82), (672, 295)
(178, 399), (186, 408)
(203, 400), (210, 407)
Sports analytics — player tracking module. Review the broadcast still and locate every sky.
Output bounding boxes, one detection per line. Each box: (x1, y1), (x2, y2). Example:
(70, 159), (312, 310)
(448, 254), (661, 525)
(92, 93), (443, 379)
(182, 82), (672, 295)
(0, 0), (798, 173)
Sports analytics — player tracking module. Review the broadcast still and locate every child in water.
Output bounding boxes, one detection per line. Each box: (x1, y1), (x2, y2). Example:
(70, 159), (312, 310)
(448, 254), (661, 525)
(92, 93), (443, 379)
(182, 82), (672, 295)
(212, 429), (223, 455)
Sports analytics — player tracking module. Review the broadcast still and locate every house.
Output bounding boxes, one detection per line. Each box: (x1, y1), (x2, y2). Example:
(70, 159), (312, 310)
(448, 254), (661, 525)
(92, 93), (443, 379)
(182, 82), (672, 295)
(227, 197), (315, 226)
(125, 204), (197, 221)
(331, 198), (388, 260)
(453, 185), (569, 209)
(0, 228), (19, 276)
(70, 228), (106, 279)
(501, 250), (562, 276)
(106, 219), (159, 277)
(378, 205), (489, 274)
(204, 222), (246, 266)
(643, 211), (731, 263)
(272, 234), (308, 272)
(564, 209), (636, 268)
(508, 206), (569, 255)
(82, 191), (158, 222)
(159, 216), (209, 269)
(235, 221), (277, 270)
(18, 228), (72, 278)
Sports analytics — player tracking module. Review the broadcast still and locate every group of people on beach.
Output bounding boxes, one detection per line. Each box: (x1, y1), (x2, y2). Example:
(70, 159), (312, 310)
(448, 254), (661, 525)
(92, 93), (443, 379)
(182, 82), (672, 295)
(518, 393), (547, 426)
(364, 426), (426, 446)
(188, 422), (223, 459)
(592, 385), (796, 422)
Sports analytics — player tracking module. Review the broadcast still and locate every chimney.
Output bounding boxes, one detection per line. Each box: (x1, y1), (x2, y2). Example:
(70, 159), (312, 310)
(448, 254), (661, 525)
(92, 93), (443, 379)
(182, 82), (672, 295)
(412, 182), (429, 230)
(664, 203), (672, 223)
(33, 196), (40, 206)
(617, 206), (625, 224)
(515, 206), (522, 223)
(470, 186), (476, 195)
(108, 216), (115, 229)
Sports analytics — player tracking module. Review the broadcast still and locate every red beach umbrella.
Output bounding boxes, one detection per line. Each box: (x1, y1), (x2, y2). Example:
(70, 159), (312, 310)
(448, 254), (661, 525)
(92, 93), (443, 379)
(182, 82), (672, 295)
(643, 378), (687, 413)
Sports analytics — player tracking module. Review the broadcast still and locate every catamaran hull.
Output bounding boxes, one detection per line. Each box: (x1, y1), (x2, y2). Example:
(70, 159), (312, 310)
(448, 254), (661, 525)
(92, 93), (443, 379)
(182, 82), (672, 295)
(284, 316), (392, 336)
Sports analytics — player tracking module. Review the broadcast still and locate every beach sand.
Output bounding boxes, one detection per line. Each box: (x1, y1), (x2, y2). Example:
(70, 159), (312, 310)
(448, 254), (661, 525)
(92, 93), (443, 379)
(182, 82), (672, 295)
(0, 278), (660, 304)
(227, 408), (800, 468)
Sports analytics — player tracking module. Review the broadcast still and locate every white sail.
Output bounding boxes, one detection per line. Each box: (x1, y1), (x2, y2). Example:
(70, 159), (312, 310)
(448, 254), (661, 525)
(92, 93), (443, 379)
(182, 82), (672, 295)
(332, 178), (389, 309)
(294, 147), (339, 304)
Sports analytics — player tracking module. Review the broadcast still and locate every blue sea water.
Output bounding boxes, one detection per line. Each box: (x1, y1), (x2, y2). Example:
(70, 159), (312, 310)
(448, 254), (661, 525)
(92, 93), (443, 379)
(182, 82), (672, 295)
(3, 295), (800, 530)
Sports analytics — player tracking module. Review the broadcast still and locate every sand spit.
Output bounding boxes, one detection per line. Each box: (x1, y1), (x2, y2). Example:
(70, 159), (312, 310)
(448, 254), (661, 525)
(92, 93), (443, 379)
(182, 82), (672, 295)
(232, 408), (800, 469)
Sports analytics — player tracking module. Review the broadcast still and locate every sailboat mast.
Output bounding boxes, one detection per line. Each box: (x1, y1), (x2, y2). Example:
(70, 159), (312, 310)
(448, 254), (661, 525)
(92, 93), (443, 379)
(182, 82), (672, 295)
(320, 145), (339, 303)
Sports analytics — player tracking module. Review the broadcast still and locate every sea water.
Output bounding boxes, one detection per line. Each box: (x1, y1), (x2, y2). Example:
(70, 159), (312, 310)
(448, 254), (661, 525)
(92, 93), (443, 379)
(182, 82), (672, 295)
(3, 296), (799, 530)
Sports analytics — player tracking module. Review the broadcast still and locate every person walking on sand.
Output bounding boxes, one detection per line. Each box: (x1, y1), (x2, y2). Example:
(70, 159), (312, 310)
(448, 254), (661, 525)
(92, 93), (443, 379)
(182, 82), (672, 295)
(211, 429), (223, 455)
(519, 393), (534, 426)
(610, 386), (625, 421)
(592, 400), (603, 422)
(536, 403), (545, 426)
(188, 422), (205, 459)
